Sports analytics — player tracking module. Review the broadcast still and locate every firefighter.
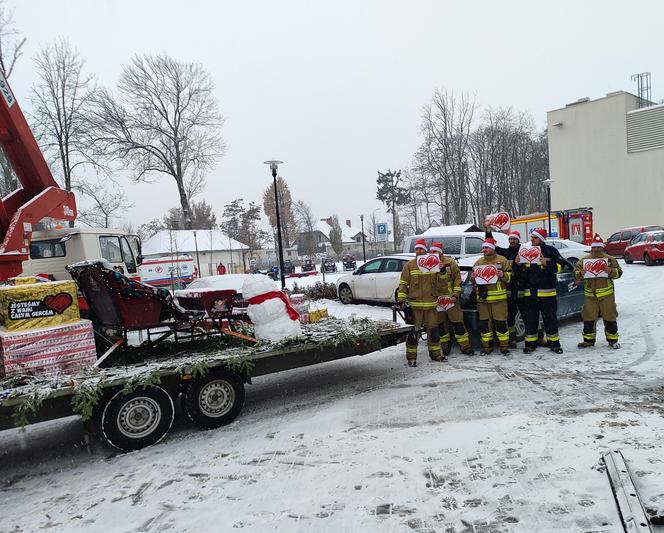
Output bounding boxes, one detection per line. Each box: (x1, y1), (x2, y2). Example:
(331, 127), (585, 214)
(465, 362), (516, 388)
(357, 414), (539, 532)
(397, 239), (443, 366)
(574, 234), (623, 349)
(515, 227), (568, 354)
(429, 241), (474, 356)
(471, 238), (512, 355)
(485, 227), (524, 348)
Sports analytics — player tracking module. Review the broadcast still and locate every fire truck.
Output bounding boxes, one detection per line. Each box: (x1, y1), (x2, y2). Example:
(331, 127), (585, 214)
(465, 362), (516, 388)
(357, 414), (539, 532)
(510, 208), (594, 245)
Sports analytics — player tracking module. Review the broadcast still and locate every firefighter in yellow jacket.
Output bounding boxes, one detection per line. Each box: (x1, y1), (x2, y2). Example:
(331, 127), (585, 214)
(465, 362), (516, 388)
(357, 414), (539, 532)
(398, 239), (443, 366)
(471, 238), (512, 355)
(429, 242), (474, 356)
(574, 234), (623, 349)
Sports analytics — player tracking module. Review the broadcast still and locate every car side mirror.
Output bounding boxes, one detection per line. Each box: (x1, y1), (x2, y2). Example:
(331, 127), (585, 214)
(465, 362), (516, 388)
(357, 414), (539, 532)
(137, 254), (144, 266)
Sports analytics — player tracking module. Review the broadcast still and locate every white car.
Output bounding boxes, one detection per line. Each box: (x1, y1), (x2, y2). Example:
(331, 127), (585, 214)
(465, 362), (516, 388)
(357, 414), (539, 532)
(336, 254), (414, 304)
(176, 273), (276, 310)
(546, 239), (590, 264)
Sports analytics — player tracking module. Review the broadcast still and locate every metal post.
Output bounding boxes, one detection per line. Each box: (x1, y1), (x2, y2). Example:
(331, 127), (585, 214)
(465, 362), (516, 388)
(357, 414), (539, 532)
(547, 183), (552, 237)
(193, 230), (201, 277)
(270, 166), (286, 289)
(360, 214), (366, 262)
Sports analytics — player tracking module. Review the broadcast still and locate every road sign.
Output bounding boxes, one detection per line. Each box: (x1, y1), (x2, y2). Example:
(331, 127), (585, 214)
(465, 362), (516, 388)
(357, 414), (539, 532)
(376, 223), (388, 242)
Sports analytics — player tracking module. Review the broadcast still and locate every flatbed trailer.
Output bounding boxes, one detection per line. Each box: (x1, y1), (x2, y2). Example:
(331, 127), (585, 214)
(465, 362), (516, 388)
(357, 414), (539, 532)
(0, 319), (411, 452)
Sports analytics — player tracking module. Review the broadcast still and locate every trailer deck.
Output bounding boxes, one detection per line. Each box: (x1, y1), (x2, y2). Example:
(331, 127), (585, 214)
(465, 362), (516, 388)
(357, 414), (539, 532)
(0, 318), (411, 451)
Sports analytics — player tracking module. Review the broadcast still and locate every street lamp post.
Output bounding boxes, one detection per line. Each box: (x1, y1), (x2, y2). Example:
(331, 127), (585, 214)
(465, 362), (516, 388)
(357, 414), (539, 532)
(264, 160), (286, 289)
(543, 179), (553, 237)
(359, 214), (366, 263)
(192, 230), (201, 277)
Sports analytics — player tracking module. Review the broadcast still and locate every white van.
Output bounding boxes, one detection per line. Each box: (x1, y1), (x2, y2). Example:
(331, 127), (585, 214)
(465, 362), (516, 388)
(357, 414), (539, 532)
(402, 224), (509, 257)
(21, 227), (142, 281)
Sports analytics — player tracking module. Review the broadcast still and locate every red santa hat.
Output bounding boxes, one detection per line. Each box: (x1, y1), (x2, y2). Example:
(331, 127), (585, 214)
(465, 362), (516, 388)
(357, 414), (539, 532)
(429, 241), (443, 253)
(414, 239), (428, 251)
(590, 234), (605, 248)
(482, 238), (497, 250)
(508, 230), (521, 242)
(530, 227), (547, 242)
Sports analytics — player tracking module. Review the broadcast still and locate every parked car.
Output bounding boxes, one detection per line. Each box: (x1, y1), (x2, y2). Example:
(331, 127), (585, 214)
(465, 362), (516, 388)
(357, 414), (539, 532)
(546, 239), (591, 265)
(301, 258), (316, 272)
(178, 273), (275, 312)
(403, 225), (509, 258)
(605, 225), (664, 257)
(339, 253), (585, 343)
(624, 230), (664, 265)
(455, 256), (584, 340)
(282, 259), (296, 274)
(337, 254), (412, 304)
(342, 254), (357, 271)
(322, 259), (337, 273)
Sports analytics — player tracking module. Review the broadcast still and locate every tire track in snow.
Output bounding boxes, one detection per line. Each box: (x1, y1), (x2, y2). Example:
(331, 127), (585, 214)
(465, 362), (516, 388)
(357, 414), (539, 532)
(626, 314), (657, 368)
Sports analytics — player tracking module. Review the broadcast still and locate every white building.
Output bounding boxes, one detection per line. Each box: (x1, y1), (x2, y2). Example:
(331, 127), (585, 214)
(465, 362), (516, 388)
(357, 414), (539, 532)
(142, 229), (248, 275)
(547, 91), (664, 236)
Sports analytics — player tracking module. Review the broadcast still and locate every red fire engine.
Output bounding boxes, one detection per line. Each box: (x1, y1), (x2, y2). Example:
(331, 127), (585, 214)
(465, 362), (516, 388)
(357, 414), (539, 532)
(510, 208), (594, 245)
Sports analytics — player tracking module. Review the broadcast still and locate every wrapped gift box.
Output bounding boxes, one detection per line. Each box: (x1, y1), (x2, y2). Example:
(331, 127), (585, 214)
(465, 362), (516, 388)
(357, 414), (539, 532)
(0, 319), (97, 378)
(0, 280), (79, 331)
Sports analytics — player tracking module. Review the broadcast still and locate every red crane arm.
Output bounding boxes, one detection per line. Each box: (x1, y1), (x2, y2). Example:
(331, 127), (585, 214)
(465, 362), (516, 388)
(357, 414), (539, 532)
(0, 71), (77, 279)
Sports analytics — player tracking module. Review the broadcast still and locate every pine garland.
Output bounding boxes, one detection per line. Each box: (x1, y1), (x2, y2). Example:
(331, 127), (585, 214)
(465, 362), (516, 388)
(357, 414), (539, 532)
(1, 317), (402, 427)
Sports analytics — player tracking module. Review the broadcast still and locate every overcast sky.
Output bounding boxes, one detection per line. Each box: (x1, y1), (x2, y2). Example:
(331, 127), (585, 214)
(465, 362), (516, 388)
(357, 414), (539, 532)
(8, 0), (664, 232)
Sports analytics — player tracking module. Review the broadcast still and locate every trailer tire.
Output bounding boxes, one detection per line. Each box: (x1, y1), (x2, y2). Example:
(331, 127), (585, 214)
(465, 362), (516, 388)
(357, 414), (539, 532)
(100, 386), (174, 451)
(182, 369), (245, 429)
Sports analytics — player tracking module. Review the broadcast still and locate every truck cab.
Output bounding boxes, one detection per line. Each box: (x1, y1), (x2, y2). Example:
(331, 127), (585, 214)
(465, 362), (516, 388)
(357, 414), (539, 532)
(21, 227), (142, 281)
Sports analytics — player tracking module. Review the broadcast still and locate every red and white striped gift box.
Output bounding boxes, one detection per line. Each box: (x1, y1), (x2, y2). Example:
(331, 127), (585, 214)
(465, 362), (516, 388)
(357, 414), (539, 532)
(0, 319), (97, 378)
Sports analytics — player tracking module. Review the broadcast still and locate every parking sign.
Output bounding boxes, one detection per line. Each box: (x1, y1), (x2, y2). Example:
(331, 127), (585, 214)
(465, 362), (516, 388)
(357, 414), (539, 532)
(376, 223), (388, 242)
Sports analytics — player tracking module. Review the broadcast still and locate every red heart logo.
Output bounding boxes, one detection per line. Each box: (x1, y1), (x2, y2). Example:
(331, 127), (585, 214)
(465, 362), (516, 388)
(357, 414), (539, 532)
(474, 265), (498, 283)
(486, 212), (510, 231)
(584, 259), (608, 277)
(437, 296), (455, 310)
(43, 292), (73, 314)
(417, 254), (440, 272)
(519, 246), (541, 263)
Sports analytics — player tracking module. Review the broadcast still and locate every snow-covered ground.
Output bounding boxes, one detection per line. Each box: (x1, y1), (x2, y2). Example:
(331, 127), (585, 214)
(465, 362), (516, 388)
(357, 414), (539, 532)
(2, 261), (664, 532)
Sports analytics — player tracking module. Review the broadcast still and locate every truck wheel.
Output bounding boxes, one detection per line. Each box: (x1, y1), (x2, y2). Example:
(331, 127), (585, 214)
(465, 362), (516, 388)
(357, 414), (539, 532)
(645, 253), (655, 266)
(182, 369), (245, 429)
(100, 386), (174, 451)
(338, 284), (354, 304)
(624, 253), (633, 264)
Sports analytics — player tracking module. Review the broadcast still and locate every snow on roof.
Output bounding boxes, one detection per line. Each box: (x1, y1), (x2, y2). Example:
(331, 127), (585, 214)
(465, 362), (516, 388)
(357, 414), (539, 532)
(316, 220), (357, 242)
(142, 229), (248, 256)
(419, 224), (481, 236)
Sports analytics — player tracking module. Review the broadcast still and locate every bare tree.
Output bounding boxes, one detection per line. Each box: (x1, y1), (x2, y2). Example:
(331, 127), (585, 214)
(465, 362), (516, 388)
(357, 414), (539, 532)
(0, 0), (25, 78)
(293, 200), (317, 257)
(88, 53), (226, 229)
(75, 178), (133, 228)
(262, 176), (297, 247)
(0, 1), (25, 195)
(30, 38), (95, 195)
(416, 88), (476, 225)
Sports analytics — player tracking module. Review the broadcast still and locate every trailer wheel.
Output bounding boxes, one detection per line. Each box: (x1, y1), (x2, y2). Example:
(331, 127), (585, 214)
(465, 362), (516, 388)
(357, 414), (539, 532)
(100, 386), (174, 451)
(182, 369), (245, 429)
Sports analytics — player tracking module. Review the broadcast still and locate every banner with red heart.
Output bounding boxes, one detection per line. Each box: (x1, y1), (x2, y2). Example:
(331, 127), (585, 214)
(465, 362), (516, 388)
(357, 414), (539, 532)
(582, 258), (609, 279)
(416, 254), (441, 273)
(518, 245), (541, 264)
(484, 211), (511, 232)
(43, 292), (74, 314)
(473, 264), (498, 285)
(436, 295), (456, 311)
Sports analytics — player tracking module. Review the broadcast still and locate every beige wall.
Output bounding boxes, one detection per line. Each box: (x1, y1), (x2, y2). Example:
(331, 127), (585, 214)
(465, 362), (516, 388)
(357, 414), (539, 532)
(547, 92), (664, 237)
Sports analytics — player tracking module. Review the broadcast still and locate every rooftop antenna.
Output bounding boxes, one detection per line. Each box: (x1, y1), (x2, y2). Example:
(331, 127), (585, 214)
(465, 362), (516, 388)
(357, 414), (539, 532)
(631, 72), (652, 108)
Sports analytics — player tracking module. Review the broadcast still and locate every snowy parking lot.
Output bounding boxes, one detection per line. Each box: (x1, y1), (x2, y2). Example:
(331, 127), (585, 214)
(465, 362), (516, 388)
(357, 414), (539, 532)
(1, 261), (663, 532)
